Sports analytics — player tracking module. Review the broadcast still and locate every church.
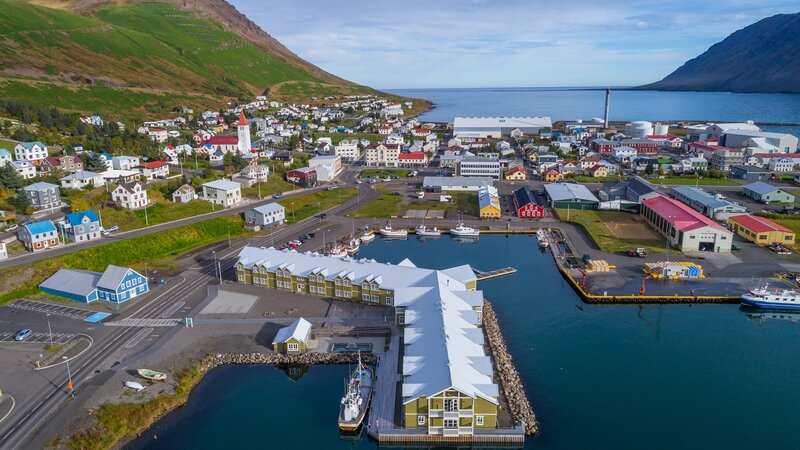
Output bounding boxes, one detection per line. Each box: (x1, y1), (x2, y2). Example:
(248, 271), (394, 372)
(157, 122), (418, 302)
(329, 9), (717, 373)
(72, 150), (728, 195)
(206, 111), (252, 156)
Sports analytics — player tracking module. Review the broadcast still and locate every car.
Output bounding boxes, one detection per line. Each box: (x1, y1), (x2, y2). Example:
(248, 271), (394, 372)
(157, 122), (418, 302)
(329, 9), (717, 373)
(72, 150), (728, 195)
(327, 185), (338, 191)
(5, 224), (18, 232)
(392, 191), (401, 196)
(319, 213), (328, 219)
(276, 244), (290, 250)
(107, 225), (119, 232)
(287, 242), (299, 249)
(157, 279), (166, 287)
(307, 232), (316, 238)
(14, 329), (32, 341)
(300, 233), (312, 240)
(274, 192), (283, 199)
(355, 180), (362, 184)
(290, 239), (302, 246)
(582, 254), (592, 264)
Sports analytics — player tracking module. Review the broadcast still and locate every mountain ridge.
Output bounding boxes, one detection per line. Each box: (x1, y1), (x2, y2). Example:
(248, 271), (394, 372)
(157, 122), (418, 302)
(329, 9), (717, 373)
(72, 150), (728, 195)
(639, 12), (800, 93)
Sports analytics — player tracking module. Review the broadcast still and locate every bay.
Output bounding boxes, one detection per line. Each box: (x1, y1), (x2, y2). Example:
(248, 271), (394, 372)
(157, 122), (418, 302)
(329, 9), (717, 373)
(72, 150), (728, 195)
(386, 87), (800, 132)
(128, 236), (800, 450)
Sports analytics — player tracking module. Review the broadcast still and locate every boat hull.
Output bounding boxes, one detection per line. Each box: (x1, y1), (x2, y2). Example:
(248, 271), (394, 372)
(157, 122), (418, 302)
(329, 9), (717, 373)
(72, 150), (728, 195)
(337, 366), (374, 431)
(741, 296), (800, 310)
(137, 369), (166, 382)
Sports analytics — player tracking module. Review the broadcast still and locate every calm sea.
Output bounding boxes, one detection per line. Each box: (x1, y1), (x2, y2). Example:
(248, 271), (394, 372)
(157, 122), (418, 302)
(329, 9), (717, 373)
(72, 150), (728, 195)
(386, 87), (800, 131)
(129, 236), (800, 450)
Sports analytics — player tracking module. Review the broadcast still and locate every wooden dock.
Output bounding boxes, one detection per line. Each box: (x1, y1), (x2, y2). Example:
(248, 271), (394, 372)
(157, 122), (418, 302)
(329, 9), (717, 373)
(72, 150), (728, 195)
(368, 334), (400, 433)
(474, 267), (517, 281)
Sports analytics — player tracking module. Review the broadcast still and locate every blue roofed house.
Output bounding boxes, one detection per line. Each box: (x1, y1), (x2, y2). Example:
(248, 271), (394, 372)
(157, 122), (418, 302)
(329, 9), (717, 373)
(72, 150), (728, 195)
(63, 210), (101, 242)
(38, 264), (148, 304)
(95, 265), (149, 303)
(18, 220), (60, 252)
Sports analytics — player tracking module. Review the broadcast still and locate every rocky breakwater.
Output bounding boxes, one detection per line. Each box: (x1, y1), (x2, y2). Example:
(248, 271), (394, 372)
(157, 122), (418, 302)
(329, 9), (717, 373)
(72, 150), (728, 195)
(483, 301), (539, 435)
(199, 351), (378, 373)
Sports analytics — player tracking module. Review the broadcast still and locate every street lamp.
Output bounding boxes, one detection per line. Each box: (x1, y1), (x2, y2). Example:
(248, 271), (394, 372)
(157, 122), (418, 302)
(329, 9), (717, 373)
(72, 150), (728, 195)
(291, 202), (295, 223)
(63, 356), (74, 397)
(318, 202), (322, 220)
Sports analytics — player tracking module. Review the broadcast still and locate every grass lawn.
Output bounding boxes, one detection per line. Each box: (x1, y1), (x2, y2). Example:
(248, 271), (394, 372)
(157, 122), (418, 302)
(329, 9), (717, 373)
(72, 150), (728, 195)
(360, 168), (410, 179)
(569, 175), (623, 183)
(0, 216), (248, 305)
(278, 188), (357, 223)
(407, 192), (478, 216)
(650, 176), (739, 186)
(555, 208), (666, 254)
(0, 138), (17, 149)
(349, 188), (404, 218)
(240, 177), (294, 199)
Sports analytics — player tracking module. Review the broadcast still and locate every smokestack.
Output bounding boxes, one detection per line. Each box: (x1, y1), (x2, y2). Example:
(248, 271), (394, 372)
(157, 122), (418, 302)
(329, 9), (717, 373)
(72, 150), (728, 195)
(604, 88), (611, 129)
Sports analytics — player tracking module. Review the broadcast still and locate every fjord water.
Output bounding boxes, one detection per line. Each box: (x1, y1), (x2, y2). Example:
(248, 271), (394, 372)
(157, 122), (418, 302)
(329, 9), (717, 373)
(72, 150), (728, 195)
(129, 236), (800, 450)
(387, 87), (800, 127)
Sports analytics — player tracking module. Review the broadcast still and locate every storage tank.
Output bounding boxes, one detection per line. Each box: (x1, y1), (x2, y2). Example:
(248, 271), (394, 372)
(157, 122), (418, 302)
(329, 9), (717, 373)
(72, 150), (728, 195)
(625, 121), (653, 139)
(654, 123), (669, 135)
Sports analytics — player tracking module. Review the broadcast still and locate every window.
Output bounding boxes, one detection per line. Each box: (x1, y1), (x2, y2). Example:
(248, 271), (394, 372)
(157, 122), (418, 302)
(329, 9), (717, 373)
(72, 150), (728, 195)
(417, 415), (425, 425)
(444, 398), (458, 412)
(386, 296), (393, 305)
(297, 283), (305, 291)
(371, 295), (379, 303)
(335, 278), (341, 285)
(476, 415), (484, 426)
(444, 419), (458, 428)
(397, 314), (405, 325)
(344, 291), (352, 298)
(362, 294), (370, 302)
(335, 289), (342, 297)
(287, 342), (299, 352)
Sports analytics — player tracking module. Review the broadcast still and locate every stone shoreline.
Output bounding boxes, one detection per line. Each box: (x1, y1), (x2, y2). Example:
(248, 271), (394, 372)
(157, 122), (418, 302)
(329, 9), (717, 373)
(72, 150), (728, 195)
(483, 300), (539, 435)
(198, 351), (378, 373)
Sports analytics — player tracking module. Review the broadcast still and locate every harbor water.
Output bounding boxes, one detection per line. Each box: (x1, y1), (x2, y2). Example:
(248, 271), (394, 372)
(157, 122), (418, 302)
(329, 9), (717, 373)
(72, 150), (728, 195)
(129, 236), (800, 450)
(387, 87), (800, 133)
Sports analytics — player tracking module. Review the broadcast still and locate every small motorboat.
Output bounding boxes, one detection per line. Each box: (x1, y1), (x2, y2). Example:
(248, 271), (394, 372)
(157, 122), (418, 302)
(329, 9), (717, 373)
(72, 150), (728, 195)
(125, 381), (145, 391)
(536, 229), (550, 248)
(137, 368), (167, 382)
(346, 238), (360, 255)
(379, 224), (408, 237)
(415, 225), (441, 236)
(327, 246), (348, 258)
(359, 231), (375, 243)
(449, 223), (479, 237)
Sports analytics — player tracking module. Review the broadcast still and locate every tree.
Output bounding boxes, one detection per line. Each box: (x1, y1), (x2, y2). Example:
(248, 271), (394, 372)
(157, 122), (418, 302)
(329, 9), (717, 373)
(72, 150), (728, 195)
(14, 191), (30, 214)
(71, 197), (90, 213)
(83, 153), (107, 172)
(645, 162), (655, 175)
(0, 165), (23, 190)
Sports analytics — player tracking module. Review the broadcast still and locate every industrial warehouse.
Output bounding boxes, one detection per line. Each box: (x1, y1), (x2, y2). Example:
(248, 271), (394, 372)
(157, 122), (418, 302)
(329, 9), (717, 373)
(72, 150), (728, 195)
(453, 117), (552, 140)
(640, 196), (733, 253)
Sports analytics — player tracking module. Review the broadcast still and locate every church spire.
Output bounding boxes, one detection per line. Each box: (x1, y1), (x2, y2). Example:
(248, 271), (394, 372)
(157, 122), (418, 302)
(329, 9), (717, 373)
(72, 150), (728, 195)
(238, 111), (248, 126)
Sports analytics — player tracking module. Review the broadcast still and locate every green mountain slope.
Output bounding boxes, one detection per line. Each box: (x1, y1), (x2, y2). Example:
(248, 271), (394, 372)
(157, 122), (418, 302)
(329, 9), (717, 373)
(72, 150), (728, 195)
(0, 0), (375, 115)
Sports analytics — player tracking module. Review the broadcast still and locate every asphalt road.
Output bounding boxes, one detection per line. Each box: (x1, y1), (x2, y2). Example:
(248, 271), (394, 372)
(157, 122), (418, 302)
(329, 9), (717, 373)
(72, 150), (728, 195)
(0, 173), (379, 449)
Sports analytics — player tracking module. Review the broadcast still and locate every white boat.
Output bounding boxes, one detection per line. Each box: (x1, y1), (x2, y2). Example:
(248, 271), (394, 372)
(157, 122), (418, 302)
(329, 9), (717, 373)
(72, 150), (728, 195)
(741, 284), (800, 310)
(327, 246), (348, 258)
(379, 224), (408, 237)
(415, 225), (441, 236)
(449, 223), (479, 237)
(536, 229), (550, 248)
(359, 231), (375, 243)
(346, 238), (360, 255)
(337, 353), (374, 431)
(124, 381), (145, 391)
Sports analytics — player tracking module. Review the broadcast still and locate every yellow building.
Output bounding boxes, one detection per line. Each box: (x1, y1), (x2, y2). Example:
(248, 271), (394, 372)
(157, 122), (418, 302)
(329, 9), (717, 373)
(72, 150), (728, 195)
(272, 318), (311, 354)
(728, 214), (795, 245)
(478, 185), (501, 219)
(585, 164), (608, 178)
(504, 166), (527, 181)
(543, 170), (563, 183)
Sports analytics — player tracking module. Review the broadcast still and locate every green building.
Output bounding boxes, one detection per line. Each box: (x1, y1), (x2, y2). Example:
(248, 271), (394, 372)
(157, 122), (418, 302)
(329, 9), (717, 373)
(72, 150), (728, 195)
(743, 181), (796, 204)
(543, 182), (600, 210)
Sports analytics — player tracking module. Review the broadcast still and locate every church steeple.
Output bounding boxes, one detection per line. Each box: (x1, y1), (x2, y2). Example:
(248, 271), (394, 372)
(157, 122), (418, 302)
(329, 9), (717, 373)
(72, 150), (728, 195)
(237, 111), (251, 154)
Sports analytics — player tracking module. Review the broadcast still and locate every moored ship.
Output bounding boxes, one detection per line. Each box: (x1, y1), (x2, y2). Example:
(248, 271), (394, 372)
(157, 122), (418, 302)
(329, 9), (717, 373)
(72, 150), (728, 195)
(741, 284), (800, 310)
(449, 223), (479, 237)
(338, 354), (374, 431)
(415, 225), (441, 236)
(536, 229), (549, 248)
(379, 224), (408, 237)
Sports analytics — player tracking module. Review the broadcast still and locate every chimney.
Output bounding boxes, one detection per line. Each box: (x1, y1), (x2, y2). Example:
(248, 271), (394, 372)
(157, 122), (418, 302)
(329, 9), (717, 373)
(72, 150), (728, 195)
(604, 88), (611, 129)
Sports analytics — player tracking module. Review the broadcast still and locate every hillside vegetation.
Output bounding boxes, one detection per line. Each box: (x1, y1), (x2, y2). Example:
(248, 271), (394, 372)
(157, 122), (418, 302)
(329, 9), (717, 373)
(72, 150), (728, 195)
(0, 0), (375, 115)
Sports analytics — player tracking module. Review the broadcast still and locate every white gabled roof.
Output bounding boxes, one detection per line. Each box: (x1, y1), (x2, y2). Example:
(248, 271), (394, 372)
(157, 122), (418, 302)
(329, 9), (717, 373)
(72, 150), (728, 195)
(272, 317), (312, 344)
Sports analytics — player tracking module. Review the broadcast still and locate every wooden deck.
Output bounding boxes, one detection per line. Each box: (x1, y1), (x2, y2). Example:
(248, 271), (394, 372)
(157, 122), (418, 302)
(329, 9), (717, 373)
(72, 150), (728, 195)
(474, 267), (518, 281)
(368, 333), (400, 434)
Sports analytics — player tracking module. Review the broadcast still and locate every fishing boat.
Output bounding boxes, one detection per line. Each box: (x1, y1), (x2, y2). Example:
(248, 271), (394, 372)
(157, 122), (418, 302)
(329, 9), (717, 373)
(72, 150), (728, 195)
(741, 284), (800, 310)
(346, 238), (360, 255)
(338, 353), (374, 432)
(359, 231), (375, 243)
(327, 246), (348, 258)
(379, 224), (408, 237)
(536, 229), (550, 248)
(415, 225), (441, 236)
(137, 369), (167, 382)
(449, 223), (479, 237)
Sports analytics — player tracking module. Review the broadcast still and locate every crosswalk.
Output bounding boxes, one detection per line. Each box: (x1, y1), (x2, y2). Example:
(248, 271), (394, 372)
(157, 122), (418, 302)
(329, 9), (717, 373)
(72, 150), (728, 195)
(7, 300), (96, 320)
(104, 318), (182, 327)
(0, 331), (75, 344)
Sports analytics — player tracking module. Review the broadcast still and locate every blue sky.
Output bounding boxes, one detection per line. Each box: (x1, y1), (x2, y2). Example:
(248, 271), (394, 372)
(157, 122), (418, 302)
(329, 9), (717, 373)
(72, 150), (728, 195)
(230, 0), (800, 89)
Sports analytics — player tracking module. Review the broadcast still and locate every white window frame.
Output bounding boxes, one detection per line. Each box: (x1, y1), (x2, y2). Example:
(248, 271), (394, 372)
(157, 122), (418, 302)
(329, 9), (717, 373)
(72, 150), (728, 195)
(476, 415), (484, 426)
(417, 415), (425, 425)
(238, 275), (244, 282)
(287, 342), (299, 352)
(444, 418), (458, 428)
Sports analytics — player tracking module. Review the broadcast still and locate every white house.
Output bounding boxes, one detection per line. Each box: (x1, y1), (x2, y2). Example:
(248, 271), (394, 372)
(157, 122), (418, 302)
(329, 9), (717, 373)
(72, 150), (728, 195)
(137, 161), (170, 180)
(147, 129), (169, 143)
(612, 146), (638, 163)
(309, 155), (343, 179)
(111, 156), (140, 171)
(244, 203), (286, 227)
(335, 139), (360, 162)
(365, 143), (401, 167)
(202, 179), (242, 208)
(9, 160), (36, 179)
(14, 142), (48, 164)
(172, 184), (197, 203)
(111, 182), (149, 209)
(0, 148), (12, 167)
(768, 158), (797, 172)
(60, 171), (104, 190)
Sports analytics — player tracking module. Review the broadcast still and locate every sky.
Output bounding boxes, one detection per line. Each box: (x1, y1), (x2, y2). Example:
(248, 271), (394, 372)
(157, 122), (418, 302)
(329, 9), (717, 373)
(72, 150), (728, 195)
(230, 0), (800, 89)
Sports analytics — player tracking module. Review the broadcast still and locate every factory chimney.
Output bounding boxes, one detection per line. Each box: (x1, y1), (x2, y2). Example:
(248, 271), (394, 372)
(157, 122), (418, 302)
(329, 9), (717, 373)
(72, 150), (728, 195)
(603, 88), (611, 129)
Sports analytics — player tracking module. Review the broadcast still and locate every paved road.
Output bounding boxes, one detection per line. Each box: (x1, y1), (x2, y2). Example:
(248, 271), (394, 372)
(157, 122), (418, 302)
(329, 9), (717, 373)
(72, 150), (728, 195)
(1, 173), (379, 450)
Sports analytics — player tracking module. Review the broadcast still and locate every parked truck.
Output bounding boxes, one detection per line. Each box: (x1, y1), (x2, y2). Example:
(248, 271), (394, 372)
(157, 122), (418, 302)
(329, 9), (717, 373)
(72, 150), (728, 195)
(439, 195), (453, 203)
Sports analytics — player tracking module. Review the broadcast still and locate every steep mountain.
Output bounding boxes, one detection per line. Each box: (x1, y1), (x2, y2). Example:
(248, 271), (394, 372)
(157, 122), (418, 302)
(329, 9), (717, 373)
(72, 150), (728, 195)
(640, 13), (800, 93)
(0, 0), (385, 115)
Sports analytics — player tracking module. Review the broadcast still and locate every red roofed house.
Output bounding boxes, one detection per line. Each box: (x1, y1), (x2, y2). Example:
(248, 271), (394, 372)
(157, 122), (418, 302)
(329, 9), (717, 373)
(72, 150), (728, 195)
(39, 155), (83, 174)
(646, 135), (684, 148)
(286, 167), (317, 188)
(207, 135), (239, 154)
(411, 128), (431, 138)
(398, 151), (427, 168)
(687, 141), (733, 159)
(727, 214), (795, 246)
(640, 196), (733, 253)
(137, 161), (170, 180)
(504, 166), (527, 181)
(543, 169), (563, 183)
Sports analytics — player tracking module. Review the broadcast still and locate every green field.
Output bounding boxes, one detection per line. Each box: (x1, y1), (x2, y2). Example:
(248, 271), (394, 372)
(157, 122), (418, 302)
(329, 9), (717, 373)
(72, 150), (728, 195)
(360, 168), (410, 178)
(568, 174), (624, 183)
(278, 188), (358, 223)
(0, 216), (247, 305)
(240, 178), (294, 199)
(407, 192), (478, 216)
(650, 176), (739, 186)
(555, 208), (666, 254)
(349, 188), (403, 218)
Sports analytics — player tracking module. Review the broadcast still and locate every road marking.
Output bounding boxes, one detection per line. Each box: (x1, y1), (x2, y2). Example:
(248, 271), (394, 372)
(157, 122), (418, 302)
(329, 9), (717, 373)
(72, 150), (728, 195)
(124, 328), (154, 349)
(161, 301), (185, 318)
(6, 300), (95, 320)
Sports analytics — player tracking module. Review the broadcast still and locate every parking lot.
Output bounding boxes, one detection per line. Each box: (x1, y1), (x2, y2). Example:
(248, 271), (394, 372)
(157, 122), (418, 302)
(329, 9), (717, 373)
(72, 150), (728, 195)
(0, 330), (75, 344)
(6, 300), (96, 321)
